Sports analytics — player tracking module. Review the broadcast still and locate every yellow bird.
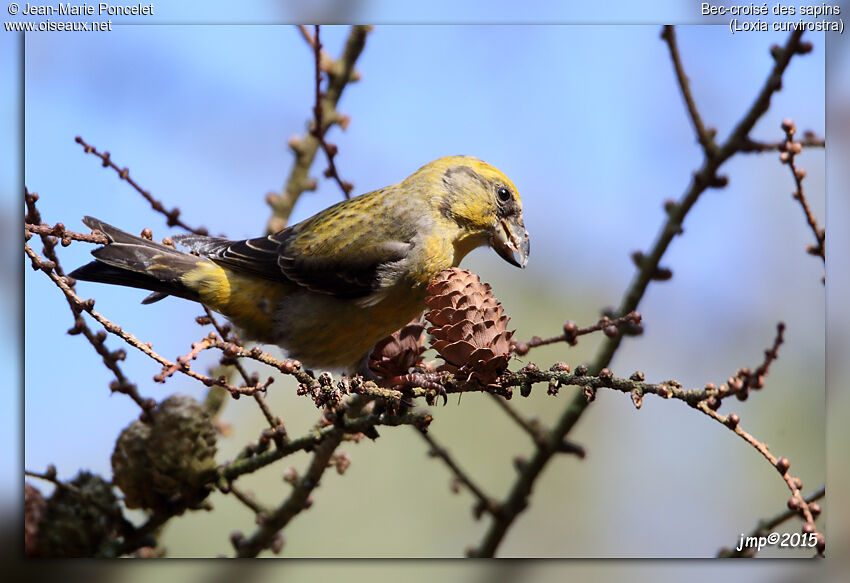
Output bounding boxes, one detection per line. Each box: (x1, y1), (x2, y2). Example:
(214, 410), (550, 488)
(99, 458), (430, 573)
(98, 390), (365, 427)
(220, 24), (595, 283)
(71, 156), (530, 374)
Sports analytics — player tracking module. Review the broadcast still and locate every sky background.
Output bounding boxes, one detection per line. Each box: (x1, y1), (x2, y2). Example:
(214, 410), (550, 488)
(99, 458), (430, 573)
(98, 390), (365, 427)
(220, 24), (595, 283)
(3, 1), (842, 573)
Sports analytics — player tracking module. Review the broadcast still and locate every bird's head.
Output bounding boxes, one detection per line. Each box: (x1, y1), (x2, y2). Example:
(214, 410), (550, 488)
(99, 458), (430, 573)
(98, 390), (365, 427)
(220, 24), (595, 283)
(415, 156), (530, 268)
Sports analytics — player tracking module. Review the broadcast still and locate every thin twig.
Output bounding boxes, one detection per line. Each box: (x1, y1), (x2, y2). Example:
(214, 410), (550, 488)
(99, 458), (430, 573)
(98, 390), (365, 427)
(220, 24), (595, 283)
(25, 190), (149, 410)
(74, 136), (208, 235)
(740, 132), (824, 152)
(661, 25), (717, 156)
(488, 393), (546, 443)
(155, 334), (217, 382)
(25, 467), (65, 489)
(227, 483), (271, 516)
(512, 311), (642, 355)
(417, 428), (500, 519)
(779, 119), (825, 267)
(702, 322), (786, 409)
(200, 305), (284, 432)
(267, 25), (371, 233)
(206, 339), (313, 387)
(201, 306), (254, 384)
(310, 25), (354, 199)
(296, 24), (328, 61)
(750, 322), (785, 382)
(26, 222), (108, 245)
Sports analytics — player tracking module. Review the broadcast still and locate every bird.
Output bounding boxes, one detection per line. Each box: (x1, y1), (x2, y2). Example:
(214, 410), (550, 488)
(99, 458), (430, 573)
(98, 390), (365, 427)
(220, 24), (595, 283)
(70, 156), (530, 375)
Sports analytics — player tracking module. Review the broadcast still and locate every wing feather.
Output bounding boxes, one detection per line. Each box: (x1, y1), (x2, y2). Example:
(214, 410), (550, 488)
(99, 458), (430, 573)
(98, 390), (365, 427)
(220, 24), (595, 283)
(172, 194), (416, 299)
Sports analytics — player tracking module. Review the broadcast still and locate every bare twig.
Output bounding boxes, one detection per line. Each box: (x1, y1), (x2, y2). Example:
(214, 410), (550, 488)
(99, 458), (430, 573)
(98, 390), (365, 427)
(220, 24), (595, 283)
(25, 466), (65, 489)
(488, 393), (546, 443)
(199, 306), (285, 433)
(227, 483), (271, 517)
(155, 335), (217, 382)
(204, 331), (791, 412)
(267, 25), (371, 233)
(201, 306), (254, 384)
(661, 25), (717, 156)
(698, 322), (787, 410)
(296, 24), (329, 61)
(779, 119), (825, 269)
(206, 339), (312, 386)
(25, 190), (149, 410)
(74, 136), (208, 235)
(740, 321), (785, 395)
(25, 222), (108, 245)
(417, 428), (500, 519)
(749, 322), (785, 383)
(310, 25), (354, 199)
(740, 131), (824, 152)
(512, 311), (642, 355)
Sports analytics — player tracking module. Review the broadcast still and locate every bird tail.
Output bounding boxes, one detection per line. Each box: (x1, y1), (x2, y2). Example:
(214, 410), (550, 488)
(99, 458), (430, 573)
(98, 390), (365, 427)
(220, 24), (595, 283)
(69, 216), (205, 304)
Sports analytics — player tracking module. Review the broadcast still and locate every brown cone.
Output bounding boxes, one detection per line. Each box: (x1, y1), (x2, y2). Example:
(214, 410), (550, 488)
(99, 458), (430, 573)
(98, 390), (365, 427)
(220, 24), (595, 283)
(425, 269), (514, 385)
(111, 394), (217, 515)
(368, 318), (426, 379)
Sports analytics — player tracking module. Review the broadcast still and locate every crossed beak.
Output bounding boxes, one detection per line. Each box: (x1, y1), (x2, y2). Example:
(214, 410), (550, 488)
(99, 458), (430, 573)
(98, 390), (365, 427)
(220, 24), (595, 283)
(492, 216), (530, 268)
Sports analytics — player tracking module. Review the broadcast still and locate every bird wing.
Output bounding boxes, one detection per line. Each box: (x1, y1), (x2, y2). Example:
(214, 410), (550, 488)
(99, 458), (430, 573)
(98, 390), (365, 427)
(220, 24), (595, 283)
(173, 204), (416, 300)
(173, 233), (282, 280)
(273, 227), (414, 299)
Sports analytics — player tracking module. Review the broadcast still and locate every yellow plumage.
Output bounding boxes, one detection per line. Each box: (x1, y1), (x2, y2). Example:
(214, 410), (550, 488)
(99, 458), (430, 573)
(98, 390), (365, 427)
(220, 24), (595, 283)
(71, 156), (530, 374)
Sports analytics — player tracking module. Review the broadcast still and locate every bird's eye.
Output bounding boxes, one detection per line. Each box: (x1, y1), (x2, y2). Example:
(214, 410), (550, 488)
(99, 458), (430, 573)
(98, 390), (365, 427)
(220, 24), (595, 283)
(497, 187), (511, 203)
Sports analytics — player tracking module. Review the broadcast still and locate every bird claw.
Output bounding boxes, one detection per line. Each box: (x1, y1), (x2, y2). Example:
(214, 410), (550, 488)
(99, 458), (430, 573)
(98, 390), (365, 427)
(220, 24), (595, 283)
(416, 376), (447, 406)
(433, 385), (448, 406)
(390, 372), (447, 406)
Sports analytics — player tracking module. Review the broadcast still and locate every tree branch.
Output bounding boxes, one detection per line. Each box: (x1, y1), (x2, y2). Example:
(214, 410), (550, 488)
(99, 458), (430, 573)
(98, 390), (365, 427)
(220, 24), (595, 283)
(469, 26), (812, 558)
(266, 25), (371, 233)
(233, 432), (343, 556)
